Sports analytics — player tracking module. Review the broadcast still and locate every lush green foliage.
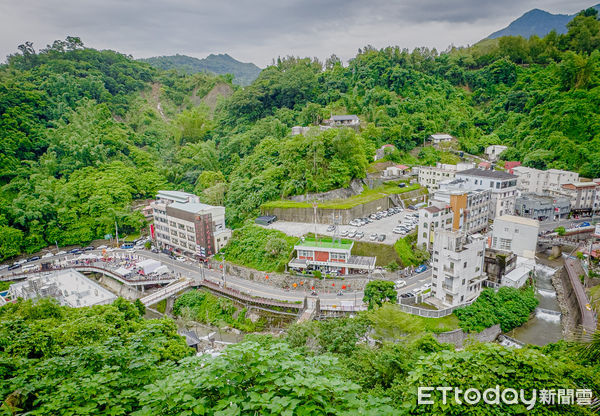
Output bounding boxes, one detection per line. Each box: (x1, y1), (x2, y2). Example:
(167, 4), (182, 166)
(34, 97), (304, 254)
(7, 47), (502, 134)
(0, 298), (192, 415)
(221, 224), (296, 272)
(173, 289), (262, 332)
(3, 13), (600, 258)
(1, 295), (598, 415)
(394, 234), (429, 267)
(363, 280), (398, 309)
(455, 287), (539, 332)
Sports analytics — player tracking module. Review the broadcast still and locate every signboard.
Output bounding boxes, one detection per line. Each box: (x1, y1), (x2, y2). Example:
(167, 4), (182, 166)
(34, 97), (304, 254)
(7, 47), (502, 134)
(594, 224), (600, 238)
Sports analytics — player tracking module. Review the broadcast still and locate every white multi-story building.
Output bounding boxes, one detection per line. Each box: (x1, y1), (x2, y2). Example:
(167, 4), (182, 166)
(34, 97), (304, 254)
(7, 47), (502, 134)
(491, 215), (540, 259)
(417, 205), (453, 251)
(151, 190), (232, 258)
(431, 230), (486, 307)
(550, 182), (600, 216)
(511, 166), (579, 195)
(417, 162), (475, 191)
(455, 168), (517, 218)
(418, 181), (491, 251)
(436, 179), (491, 235)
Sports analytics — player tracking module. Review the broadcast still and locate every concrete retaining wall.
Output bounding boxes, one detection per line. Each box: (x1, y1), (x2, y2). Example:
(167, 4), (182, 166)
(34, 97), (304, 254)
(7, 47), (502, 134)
(262, 196), (393, 225)
(95, 275), (143, 300)
(560, 258), (597, 334)
(288, 179), (365, 202)
(434, 324), (502, 349)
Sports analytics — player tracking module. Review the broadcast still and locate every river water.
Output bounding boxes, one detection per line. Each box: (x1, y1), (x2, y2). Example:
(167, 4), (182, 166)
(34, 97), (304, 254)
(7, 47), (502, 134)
(510, 263), (563, 346)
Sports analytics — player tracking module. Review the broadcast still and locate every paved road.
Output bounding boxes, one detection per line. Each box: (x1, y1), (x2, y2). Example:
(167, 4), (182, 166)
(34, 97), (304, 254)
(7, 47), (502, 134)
(1, 248), (432, 309)
(538, 217), (599, 232)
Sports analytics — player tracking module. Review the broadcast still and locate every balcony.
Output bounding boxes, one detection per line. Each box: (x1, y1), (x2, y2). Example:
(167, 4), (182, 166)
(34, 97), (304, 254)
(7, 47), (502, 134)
(443, 265), (456, 274)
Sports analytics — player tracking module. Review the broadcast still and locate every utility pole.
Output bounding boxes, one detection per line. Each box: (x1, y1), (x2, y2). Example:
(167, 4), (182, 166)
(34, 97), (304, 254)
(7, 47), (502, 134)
(222, 257), (226, 286)
(55, 241), (59, 254)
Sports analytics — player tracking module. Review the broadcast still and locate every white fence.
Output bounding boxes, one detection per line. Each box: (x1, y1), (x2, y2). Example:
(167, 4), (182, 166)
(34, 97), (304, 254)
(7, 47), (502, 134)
(398, 299), (476, 318)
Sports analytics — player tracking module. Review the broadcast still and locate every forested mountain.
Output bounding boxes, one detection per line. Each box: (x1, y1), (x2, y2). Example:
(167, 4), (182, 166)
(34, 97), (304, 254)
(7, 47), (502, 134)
(488, 4), (600, 39)
(139, 53), (262, 86)
(1, 8), (600, 260)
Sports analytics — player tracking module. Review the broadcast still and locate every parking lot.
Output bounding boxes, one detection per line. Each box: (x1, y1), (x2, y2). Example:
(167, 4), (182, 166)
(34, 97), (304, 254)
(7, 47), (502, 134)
(261, 208), (417, 246)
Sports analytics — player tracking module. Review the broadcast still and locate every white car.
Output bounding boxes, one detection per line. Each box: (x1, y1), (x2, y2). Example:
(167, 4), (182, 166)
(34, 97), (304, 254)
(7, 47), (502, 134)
(97, 245), (108, 250)
(42, 253), (54, 259)
(176, 256), (187, 262)
(395, 280), (407, 289)
(56, 251), (67, 256)
(369, 233), (378, 241)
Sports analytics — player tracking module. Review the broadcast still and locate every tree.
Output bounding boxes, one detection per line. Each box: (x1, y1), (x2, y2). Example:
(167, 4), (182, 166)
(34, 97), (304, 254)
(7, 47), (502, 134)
(363, 280), (397, 310)
(0, 226), (24, 260)
(556, 226), (566, 236)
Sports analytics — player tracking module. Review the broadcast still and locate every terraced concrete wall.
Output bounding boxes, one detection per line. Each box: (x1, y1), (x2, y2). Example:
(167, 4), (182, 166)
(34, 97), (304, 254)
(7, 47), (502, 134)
(262, 197), (394, 225)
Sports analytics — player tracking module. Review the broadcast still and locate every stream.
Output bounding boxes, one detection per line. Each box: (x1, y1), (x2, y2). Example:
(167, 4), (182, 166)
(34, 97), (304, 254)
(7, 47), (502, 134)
(509, 263), (563, 346)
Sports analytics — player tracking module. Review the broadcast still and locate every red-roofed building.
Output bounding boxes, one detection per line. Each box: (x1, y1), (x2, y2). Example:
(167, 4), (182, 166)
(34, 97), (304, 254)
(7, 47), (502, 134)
(504, 161), (521, 174)
(478, 161), (492, 169)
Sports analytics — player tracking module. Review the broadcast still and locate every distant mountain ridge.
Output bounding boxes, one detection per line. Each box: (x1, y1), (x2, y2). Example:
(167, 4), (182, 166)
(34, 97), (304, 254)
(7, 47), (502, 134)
(488, 4), (600, 39)
(139, 53), (262, 86)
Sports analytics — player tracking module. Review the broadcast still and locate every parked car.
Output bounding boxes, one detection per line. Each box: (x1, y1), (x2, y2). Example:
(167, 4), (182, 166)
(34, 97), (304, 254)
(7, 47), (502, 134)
(97, 245), (108, 250)
(56, 251), (67, 256)
(395, 280), (407, 289)
(84, 246), (95, 251)
(423, 283), (432, 289)
(8, 264), (21, 271)
(369, 214), (378, 220)
(176, 256), (187, 262)
(578, 222), (591, 228)
(369, 233), (378, 241)
(16, 259), (27, 265)
(341, 230), (349, 237)
(68, 248), (81, 254)
(348, 230), (357, 238)
(355, 231), (364, 239)
(27, 256), (40, 262)
(415, 264), (427, 274)
(377, 234), (386, 242)
(326, 225), (335, 232)
(398, 183), (407, 188)
(41, 253), (54, 259)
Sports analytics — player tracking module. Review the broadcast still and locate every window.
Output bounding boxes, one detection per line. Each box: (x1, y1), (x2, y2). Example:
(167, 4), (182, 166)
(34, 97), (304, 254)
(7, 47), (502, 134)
(499, 238), (511, 250)
(423, 232), (427, 238)
(463, 262), (467, 268)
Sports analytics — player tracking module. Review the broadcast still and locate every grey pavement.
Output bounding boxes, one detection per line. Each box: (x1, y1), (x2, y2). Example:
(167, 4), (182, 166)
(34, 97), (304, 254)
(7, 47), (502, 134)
(261, 210), (415, 246)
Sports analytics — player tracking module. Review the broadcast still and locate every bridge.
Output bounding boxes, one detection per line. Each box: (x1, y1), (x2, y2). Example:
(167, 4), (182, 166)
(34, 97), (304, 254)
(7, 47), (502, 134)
(139, 279), (195, 305)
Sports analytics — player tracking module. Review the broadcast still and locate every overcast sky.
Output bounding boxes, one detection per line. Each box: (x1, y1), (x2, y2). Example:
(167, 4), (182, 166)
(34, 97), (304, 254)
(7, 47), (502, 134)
(0, 1), (594, 67)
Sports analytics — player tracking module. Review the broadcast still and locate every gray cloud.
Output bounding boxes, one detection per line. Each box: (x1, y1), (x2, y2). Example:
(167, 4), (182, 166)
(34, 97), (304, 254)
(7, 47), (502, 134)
(0, 0), (594, 66)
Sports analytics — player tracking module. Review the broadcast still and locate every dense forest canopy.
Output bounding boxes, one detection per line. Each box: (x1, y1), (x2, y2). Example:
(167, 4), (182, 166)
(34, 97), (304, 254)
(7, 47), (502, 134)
(1, 298), (598, 415)
(0, 8), (599, 259)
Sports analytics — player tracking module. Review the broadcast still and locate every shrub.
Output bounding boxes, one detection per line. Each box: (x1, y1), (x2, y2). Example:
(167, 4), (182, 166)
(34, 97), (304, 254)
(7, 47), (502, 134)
(454, 287), (538, 332)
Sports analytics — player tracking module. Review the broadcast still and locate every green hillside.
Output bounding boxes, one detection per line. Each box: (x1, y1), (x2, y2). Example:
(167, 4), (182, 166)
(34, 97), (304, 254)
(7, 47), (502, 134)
(1, 8), (600, 260)
(139, 53), (262, 86)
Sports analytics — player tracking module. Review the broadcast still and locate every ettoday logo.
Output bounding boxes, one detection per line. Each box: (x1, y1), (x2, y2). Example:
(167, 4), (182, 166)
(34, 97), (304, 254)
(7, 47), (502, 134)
(418, 386), (593, 410)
